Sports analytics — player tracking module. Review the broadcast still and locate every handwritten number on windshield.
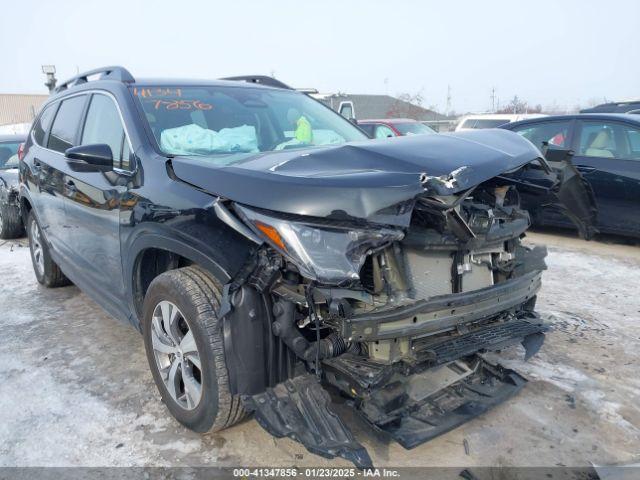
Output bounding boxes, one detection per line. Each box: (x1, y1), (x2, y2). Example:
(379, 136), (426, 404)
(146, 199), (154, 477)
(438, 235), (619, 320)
(152, 100), (213, 110)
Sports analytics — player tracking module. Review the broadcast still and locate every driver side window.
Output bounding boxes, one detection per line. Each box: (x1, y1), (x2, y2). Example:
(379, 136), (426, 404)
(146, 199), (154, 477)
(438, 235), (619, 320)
(511, 121), (572, 152)
(81, 94), (132, 170)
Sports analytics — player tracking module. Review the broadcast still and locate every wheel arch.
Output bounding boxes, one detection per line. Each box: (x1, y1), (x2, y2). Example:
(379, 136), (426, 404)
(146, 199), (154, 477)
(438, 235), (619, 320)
(126, 226), (255, 329)
(20, 195), (33, 224)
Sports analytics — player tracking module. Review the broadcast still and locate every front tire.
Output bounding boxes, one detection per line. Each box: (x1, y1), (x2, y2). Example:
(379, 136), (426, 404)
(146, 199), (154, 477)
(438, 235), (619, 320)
(142, 266), (246, 433)
(27, 211), (70, 287)
(0, 203), (24, 239)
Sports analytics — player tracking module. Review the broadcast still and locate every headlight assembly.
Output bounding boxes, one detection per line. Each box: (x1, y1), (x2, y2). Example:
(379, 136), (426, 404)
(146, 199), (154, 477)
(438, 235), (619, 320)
(235, 205), (404, 285)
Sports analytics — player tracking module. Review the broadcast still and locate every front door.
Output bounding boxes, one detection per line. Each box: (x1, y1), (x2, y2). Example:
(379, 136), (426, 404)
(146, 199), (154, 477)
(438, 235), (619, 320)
(62, 92), (132, 305)
(572, 119), (640, 235)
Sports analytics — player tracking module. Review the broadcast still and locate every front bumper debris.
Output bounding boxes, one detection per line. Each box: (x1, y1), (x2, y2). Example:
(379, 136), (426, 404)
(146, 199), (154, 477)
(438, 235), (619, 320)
(341, 271), (543, 341)
(357, 357), (527, 449)
(244, 318), (547, 468)
(242, 375), (373, 469)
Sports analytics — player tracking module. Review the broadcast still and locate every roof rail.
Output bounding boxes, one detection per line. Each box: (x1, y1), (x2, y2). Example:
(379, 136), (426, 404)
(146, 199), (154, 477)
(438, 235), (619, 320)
(220, 75), (293, 90)
(54, 66), (135, 93)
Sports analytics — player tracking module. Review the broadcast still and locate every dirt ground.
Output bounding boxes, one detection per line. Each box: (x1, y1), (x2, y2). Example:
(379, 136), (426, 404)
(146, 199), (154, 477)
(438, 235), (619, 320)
(0, 229), (639, 471)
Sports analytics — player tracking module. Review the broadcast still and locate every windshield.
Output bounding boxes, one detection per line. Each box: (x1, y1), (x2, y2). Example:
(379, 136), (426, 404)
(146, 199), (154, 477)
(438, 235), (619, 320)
(132, 85), (368, 159)
(0, 142), (21, 169)
(394, 122), (436, 136)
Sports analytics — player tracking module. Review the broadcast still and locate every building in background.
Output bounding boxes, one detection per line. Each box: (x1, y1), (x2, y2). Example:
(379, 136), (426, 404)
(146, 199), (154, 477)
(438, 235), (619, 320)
(0, 94), (48, 134)
(314, 93), (457, 131)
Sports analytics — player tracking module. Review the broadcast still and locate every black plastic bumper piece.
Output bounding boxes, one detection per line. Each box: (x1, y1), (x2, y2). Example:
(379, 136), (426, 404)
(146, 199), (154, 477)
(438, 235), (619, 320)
(242, 374), (373, 469)
(412, 317), (548, 364)
(363, 359), (527, 449)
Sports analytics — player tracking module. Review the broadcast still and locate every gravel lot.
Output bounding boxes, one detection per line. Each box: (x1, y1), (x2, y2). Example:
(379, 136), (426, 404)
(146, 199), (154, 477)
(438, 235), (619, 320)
(1, 230), (639, 470)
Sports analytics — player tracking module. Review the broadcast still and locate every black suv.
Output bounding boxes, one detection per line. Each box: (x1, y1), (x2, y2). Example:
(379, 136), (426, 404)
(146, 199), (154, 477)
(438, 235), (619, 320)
(19, 67), (595, 467)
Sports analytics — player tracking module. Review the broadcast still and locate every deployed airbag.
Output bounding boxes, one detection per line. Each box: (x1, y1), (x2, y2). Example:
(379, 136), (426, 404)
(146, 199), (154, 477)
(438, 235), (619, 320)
(160, 123), (259, 155)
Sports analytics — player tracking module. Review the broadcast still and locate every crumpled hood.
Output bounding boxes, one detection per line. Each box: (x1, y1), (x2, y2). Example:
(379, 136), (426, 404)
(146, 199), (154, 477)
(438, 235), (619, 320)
(170, 129), (541, 226)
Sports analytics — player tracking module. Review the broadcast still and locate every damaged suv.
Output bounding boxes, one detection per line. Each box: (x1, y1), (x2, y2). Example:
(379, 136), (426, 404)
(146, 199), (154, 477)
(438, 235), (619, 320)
(20, 67), (596, 467)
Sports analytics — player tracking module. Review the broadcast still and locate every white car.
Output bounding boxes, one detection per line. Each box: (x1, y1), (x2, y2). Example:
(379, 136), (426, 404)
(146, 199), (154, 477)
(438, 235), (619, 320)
(455, 114), (547, 132)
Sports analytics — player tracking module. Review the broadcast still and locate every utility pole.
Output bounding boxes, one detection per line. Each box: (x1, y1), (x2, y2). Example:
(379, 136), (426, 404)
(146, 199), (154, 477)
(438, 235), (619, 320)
(42, 65), (57, 93)
(490, 87), (496, 112)
(445, 85), (451, 116)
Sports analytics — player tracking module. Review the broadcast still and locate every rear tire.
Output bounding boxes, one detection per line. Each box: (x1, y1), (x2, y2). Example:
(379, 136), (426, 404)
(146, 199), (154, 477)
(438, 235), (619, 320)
(142, 266), (246, 433)
(27, 212), (70, 287)
(0, 203), (24, 239)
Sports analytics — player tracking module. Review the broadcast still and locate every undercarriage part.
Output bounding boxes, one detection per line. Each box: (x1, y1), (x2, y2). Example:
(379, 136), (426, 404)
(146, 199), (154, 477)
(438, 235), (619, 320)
(243, 374), (373, 469)
(368, 337), (410, 363)
(358, 357), (526, 449)
(322, 315), (545, 396)
(271, 300), (347, 363)
(222, 286), (297, 395)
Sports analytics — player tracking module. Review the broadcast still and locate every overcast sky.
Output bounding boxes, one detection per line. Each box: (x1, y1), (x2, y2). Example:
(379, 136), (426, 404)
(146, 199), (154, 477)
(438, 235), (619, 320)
(3, 0), (639, 113)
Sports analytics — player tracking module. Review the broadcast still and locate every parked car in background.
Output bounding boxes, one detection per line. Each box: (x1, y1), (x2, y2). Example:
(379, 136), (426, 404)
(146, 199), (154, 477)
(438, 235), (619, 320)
(456, 114), (547, 132)
(358, 118), (436, 138)
(502, 113), (640, 237)
(19, 67), (595, 468)
(0, 134), (26, 238)
(581, 100), (640, 114)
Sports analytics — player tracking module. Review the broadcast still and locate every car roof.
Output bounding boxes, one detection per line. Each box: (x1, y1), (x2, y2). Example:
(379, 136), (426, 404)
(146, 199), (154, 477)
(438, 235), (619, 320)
(47, 76), (290, 103)
(503, 113), (640, 129)
(0, 134), (26, 143)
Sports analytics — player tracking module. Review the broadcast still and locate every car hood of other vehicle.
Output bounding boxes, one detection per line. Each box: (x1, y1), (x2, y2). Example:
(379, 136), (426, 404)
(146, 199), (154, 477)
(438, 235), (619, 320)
(169, 129), (542, 226)
(0, 169), (19, 189)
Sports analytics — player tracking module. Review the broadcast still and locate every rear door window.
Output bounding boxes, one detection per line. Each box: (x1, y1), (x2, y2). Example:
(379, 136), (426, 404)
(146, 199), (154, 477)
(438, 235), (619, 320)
(32, 103), (57, 146)
(48, 95), (88, 153)
(576, 120), (640, 160)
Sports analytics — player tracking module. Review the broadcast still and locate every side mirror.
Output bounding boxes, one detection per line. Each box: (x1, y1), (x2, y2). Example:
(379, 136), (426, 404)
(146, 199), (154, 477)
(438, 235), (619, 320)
(65, 144), (113, 172)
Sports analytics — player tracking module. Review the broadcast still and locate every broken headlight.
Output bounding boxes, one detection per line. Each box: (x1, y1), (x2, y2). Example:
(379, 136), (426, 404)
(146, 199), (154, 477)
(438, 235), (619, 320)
(235, 205), (404, 285)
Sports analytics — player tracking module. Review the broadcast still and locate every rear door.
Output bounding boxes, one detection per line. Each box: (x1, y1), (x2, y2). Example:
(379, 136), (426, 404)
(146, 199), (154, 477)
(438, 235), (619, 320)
(62, 92), (132, 303)
(571, 119), (640, 235)
(36, 95), (88, 257)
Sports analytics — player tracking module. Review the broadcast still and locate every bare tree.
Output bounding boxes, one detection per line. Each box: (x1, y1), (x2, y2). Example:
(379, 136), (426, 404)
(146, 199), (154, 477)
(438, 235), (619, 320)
(497, 95), (542, 114)
(387, 91), (427, 119)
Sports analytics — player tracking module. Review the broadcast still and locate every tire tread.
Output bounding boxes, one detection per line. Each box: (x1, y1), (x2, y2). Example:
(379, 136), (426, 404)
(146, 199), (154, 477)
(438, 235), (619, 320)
(160, 265), (247, 431)
(0, 203), (24, 239)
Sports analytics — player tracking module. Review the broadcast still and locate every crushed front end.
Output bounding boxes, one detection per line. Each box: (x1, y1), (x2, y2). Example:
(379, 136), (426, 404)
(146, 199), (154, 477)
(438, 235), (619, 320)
(210, 135), (595, 468)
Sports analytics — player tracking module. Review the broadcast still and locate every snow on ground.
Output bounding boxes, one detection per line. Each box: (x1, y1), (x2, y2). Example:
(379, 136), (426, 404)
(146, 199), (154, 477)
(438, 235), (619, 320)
(0, 231), (639, 468)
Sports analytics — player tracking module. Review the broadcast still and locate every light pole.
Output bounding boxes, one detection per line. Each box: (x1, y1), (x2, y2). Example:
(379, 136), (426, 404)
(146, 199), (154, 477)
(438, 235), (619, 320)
(42, 65), (57, 93)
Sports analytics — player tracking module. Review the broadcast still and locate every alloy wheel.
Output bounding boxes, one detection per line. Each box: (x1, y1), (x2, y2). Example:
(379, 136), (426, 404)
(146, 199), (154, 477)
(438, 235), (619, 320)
(30, 219), (45, 277)
(150, 300), (203, 410)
